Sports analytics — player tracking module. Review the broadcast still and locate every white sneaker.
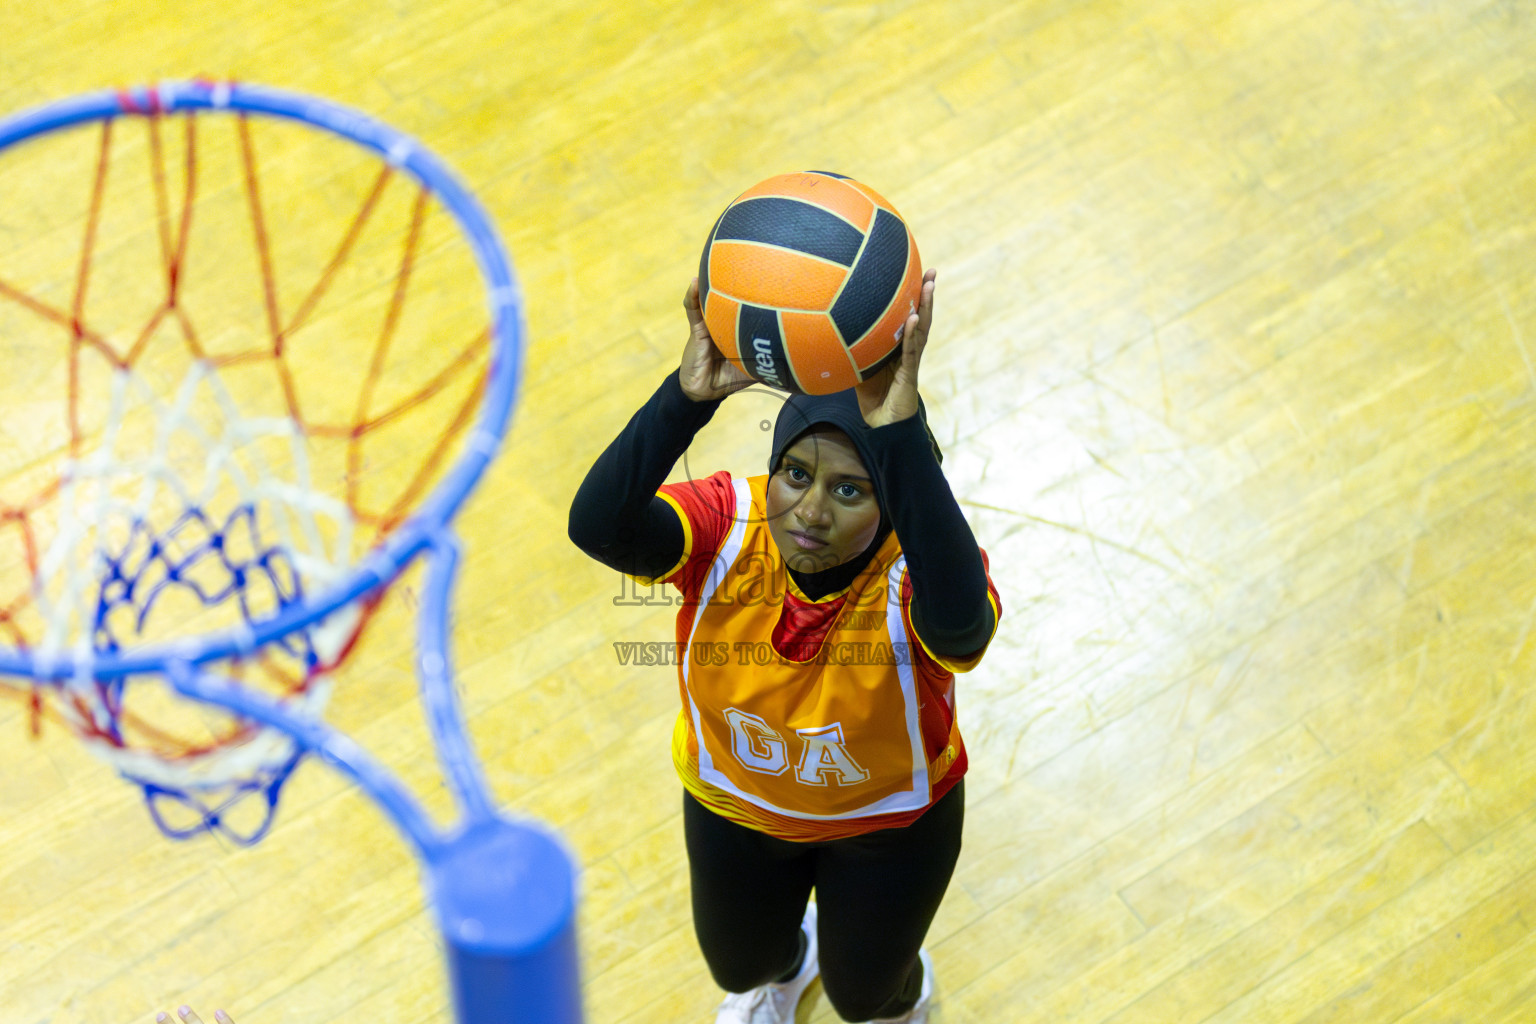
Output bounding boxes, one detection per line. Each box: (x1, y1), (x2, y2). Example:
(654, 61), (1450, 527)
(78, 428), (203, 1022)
(864, 948), (934, 1024)
(714, 902), (820, 1024)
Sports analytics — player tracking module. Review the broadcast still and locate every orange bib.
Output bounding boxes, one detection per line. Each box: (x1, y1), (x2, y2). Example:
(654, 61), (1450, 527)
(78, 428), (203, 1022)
(676, 477), (933, 820)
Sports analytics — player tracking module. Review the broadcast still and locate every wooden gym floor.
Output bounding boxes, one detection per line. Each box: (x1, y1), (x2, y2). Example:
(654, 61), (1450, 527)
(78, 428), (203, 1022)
(3, 0), (1536, 1021)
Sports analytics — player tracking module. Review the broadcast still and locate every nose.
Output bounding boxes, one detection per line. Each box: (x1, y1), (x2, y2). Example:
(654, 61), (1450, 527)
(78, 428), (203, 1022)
(795, 485), (830, 528)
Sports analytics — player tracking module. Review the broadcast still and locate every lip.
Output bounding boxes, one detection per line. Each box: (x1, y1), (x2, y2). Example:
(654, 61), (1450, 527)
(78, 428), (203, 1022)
(788, 530), (829, 550)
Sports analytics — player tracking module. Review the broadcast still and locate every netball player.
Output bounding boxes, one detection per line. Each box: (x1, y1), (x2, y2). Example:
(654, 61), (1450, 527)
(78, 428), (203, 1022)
(569, 269), (999, 1024)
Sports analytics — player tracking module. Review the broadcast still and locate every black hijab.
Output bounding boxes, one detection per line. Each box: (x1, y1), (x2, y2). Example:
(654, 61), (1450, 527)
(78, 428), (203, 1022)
(767, 388), (941, 599)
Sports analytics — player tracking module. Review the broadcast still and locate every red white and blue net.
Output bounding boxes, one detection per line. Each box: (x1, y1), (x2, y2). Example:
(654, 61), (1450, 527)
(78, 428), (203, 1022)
(0, 81), (510, 843)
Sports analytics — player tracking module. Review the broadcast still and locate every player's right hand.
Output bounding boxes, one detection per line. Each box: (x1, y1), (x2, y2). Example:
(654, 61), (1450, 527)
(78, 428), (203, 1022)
(679, 278), (754, 402)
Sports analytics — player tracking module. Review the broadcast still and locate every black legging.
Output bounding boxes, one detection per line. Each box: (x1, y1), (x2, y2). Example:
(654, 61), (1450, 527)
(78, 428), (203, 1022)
(684, 781), (964, 1022)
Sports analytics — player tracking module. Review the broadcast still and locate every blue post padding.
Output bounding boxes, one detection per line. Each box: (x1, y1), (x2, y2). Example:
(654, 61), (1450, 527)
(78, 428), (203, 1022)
(431, 817), (583, 1024)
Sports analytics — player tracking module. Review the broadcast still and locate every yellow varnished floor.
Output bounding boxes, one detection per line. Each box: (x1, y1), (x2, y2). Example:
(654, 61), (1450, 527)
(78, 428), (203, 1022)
(2, 1), (1536, 1022)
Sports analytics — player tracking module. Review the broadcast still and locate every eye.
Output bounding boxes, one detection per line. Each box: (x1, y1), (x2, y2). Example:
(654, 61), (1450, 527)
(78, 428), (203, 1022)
(835, 482), (863, 499)
(785, 465), (810, 483)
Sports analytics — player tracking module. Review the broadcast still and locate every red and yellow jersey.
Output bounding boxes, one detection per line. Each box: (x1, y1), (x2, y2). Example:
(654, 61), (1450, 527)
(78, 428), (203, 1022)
(640, 470), (1000, 842)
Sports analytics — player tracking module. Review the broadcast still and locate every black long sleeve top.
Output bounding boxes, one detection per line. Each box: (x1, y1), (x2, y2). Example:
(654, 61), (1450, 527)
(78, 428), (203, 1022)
(569, 372), (994, 659)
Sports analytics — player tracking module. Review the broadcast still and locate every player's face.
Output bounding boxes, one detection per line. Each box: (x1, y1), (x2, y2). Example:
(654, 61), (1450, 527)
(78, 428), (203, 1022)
(767, 428), (882, 573)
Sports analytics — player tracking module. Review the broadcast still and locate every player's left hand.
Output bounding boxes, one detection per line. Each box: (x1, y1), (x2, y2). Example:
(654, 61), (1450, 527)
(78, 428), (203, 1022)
(855, 268), (937, 427)
(155, 1008), (234, 1024)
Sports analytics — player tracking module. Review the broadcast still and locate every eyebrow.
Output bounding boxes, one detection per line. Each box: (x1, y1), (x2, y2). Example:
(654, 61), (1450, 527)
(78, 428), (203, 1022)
(781, 451), (871, 483)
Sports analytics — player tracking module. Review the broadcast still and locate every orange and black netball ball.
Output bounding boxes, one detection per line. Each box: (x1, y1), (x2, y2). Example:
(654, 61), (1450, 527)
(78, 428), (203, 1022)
(697, 171), (922, 396)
